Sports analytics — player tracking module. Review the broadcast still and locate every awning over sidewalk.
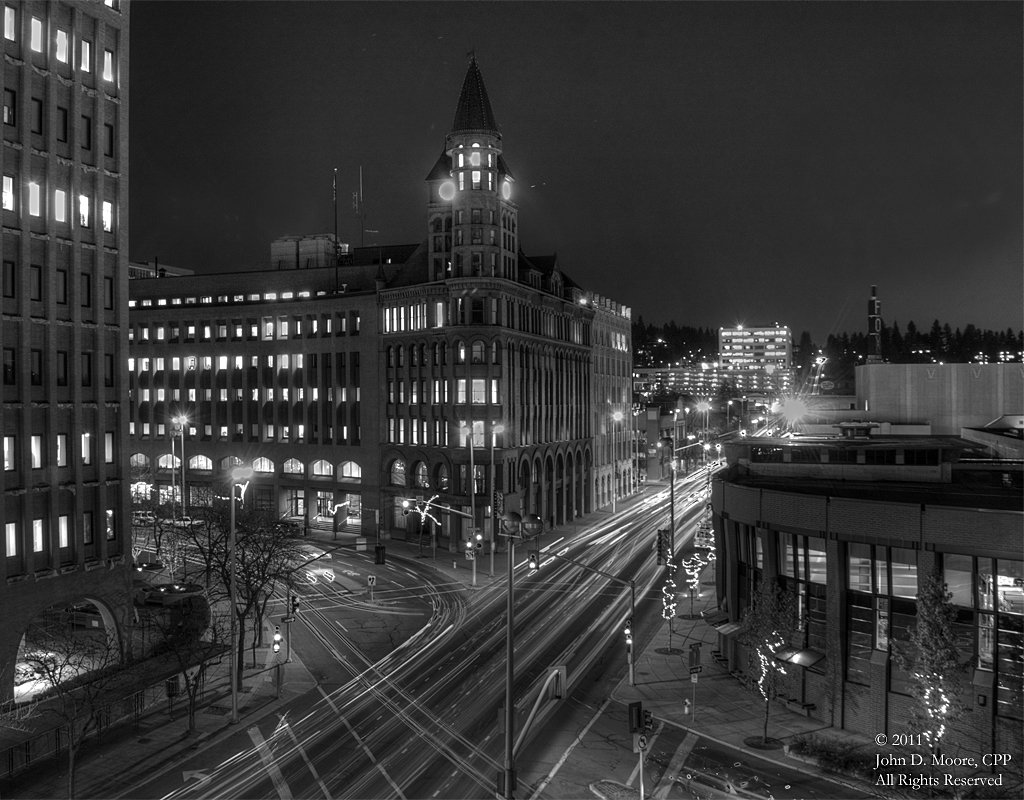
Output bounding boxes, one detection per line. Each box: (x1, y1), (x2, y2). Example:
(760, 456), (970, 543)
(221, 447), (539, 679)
(717, 620), (746, 637)
(774, 646), (825, 668)
(702, 610), (730, 628)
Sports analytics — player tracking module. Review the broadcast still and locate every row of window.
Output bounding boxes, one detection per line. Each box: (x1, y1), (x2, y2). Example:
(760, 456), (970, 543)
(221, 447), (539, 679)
(750, 446), (939, 466)
(387, 378), (499, 405)
(135, 452), (363, 480)
(5, 509), (115, 559)
(130, 420), (358, 445)
(3, 348), (114, 389)
(2, 261), (115, 309)
(4, 431), (113, 470)
(0, 174), (115, 230)
(4, 7), (118, 80)
(134, 385), (357, 405)
(128, 312), (359, 341)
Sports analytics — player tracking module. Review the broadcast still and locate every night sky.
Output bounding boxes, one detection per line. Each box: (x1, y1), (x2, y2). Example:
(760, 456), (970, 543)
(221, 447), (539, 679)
(129, 1), (1022, 343)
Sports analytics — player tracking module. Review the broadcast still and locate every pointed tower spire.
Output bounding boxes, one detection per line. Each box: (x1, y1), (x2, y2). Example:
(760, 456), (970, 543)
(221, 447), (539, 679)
(452, 55), (499, 135)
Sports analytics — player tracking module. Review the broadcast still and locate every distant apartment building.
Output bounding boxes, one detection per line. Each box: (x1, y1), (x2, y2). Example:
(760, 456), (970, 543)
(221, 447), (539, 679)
(634, 363), (794, 399)
(719, 324), (792, 371)
(1, 0), (130, 700)
(590, 293), (634, 506)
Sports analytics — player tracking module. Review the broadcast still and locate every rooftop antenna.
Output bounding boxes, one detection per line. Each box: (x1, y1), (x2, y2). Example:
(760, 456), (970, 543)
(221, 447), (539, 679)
(333, 168), (339, 293)
(353, 167), (365, 249)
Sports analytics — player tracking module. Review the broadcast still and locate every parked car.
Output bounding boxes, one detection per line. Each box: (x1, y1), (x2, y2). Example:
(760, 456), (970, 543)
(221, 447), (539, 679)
(275, 520), (303, 536)
(143, 582), (204, 606)
(132, 511), (157, 525)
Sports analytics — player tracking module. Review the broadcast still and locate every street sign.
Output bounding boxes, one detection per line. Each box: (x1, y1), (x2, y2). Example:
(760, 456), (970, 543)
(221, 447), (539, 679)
(689, 665), (703, 674)
(282, 616), (295, 624)
(465, 552), (475, 561)
(637, 734), (648, 750)
(367, 575), (376, 586)
(691, 673), (698, 683)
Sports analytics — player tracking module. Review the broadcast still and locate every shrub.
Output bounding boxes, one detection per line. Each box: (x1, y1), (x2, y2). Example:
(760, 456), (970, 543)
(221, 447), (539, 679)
(788, 733), (873, 780)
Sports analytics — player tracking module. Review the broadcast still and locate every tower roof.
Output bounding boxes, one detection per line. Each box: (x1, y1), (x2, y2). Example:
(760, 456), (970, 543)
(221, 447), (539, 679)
(451, 56), (499, 135)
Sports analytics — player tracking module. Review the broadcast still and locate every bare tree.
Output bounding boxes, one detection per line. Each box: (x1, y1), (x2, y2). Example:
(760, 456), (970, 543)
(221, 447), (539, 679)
(739, 578), (795, 745)
(21, 621), (123, 799)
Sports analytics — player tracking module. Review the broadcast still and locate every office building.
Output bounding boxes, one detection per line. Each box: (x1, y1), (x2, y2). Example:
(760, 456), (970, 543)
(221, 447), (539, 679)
(1, 0), (130, 700)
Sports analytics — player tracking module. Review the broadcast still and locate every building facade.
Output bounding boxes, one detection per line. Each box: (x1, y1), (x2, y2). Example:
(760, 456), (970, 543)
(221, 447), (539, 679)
(710, 435), (1023, 759)
(591, 293), (633, 507)
(0, 0), (130, 700)
(718, 324), (792, 372)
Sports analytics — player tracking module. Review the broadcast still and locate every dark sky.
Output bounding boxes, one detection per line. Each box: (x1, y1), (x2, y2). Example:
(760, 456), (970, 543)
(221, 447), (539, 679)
(129, 1), (1022, 343)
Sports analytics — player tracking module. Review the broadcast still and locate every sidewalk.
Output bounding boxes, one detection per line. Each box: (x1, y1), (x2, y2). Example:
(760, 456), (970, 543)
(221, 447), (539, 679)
(612, 558), (877, 797)
(1, 633), (318, 800)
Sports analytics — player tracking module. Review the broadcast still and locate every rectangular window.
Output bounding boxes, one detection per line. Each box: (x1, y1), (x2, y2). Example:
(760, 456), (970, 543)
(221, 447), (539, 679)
(57, 433), (67, 466)
(30, 435), (41, 468)
(29, 265), (41, 300)
(83, 511), (93, 544)
(1, 88), (14, 127)
(54, 189), (66, 222)
(81, 273), (91, 307)
(56, 270), (67, 304)
(103, 276), (114, 309)
(78, 194), (90, 227)
(104, 353), (114, 387)
(80, 39), (91, 72)
(104, 432), (113, 463)
(56, 29), (68, 62)
(29, 349), (41, 385)
(3, 436), (13, 470)
(104, 123), (114, 157)
(57, 106), (68, 142)
(1, 260), (12, 297)
(103, 49), (114, 81)
(2, 347), (13, 384)
(29, 16), (40, 51)
(4, 6), (14, 41)
(29, 182), (40, 216)
(32, 519), (42, 552)
(30, 97), (41, 134)
(2, 176), (13, 210)
(5, 522), (16, 555)
(81, 115), (91, 150)
(81, 353), (92, 387)
(58, 515), (69, 548)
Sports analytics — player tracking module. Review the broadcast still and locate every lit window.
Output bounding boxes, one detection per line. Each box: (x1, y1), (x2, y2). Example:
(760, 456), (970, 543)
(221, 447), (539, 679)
(80, 39), (91, 72)
(56, 29), (68, 62)
(2, 176), (13, 210)
(3, 436), (12, 470)
(6, 522), (16, 555)
(102, 201), (112, 231)
(4, 7), (15, 41)
(57, 434), (67, 466)
(32, 519), (42, 552)
(30, 435), (41, 468)
(79, 195), (90, 227)
(28, 182), (40, 216)
(58, 515), (69, 548)
(81, 433), (92, 465)
(55, 189), (66, 222)
(103, 49), (114, 81)
(29, 16), (40, 51)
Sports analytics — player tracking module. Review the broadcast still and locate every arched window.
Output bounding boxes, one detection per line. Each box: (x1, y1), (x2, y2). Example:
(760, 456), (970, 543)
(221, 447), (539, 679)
(432, 217), (443, 233)
(397, 345), (405, 367)
(220, 456), (244, 470)
(414, 462), (429, 488)
(129, 453), (150, 468)
(471, 341), (486, 364)
(189, 455), (213, 470)
(411, 345), (419, 367)
(432, 343), (439, 366)
(157, 454), (180, 469)
(390, 459), (406, 486)
(283, 458), (304, 474)
(311, 459), (333, 477)
(340, 461), (362, 479)
(252, 457), (275, 473)
(386, 346), (394, 368)
(492, 341), (501, 364)
(456, 341), (466, 364)
(440, 342), (448, 365)
(436, 463), (450, 491)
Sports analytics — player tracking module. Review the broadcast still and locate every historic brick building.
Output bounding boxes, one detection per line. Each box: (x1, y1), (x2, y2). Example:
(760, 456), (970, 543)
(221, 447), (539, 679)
(0, 0), (130, 700)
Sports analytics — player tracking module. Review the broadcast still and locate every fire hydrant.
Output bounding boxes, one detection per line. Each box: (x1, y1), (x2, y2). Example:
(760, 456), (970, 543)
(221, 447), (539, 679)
(683, 699), (692, 715)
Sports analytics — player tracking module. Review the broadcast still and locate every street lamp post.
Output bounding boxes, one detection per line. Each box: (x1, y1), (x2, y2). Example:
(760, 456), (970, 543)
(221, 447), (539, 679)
(460, 424), (478, 588)
(611, 411), (624, 513)
(228, 464), (253, 724)
(173, 415), (188, 517)
(489, 423), (505, 578)
(500, 510), (543, 799)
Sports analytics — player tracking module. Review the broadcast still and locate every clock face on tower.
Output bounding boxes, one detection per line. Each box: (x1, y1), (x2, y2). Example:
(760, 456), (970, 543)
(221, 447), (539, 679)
(439, 181), (455, 202)
(501, 181), (511, 200)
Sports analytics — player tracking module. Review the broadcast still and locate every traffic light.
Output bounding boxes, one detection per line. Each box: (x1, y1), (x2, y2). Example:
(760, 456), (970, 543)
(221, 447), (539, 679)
(656, 529), (668, 565)
(464, 537), (474, 552)
(474, 531), (484, 551)
(374, 544), (386, 564)
(643, 709), (654, 731)
(628, 701), (643, 733)
(272, 626), (282, 653)
(290, 594), (300, 614)
(624, 618), (633, 646)
(401, 499), (413, 516)
(527, 550), (539, 570)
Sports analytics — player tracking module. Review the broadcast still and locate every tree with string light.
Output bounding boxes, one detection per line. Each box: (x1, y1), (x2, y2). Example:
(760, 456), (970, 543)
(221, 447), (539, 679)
(739, 579), (794, 745)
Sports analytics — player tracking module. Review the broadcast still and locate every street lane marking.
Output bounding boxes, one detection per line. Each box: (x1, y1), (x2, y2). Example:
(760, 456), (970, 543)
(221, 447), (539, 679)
(338, 711), (407, 800)
(654, 731), (698, 798)
(528, 694), (613, 800)
(248, 725), (294, 800)
(281, 722), (333, 799)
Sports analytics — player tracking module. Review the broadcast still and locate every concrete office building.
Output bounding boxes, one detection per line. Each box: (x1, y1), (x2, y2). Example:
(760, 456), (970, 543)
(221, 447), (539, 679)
(0, 0), (130, 700)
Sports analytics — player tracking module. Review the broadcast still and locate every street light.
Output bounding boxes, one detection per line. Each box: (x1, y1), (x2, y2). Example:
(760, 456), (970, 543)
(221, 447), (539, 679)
(696, 401), (711, 442)
(611, 411), (624, 513)
(489, 423), (505, 578)
(500, 510), (543, 799)
(173, 414), (188, 518)
(228, 464), (253, 724)
(459, 423), (478, 588)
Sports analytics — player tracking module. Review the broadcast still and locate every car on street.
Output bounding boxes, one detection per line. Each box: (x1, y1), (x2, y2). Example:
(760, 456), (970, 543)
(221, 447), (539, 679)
(132, 511), (157, 525)
(141, 582), (204, 606)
